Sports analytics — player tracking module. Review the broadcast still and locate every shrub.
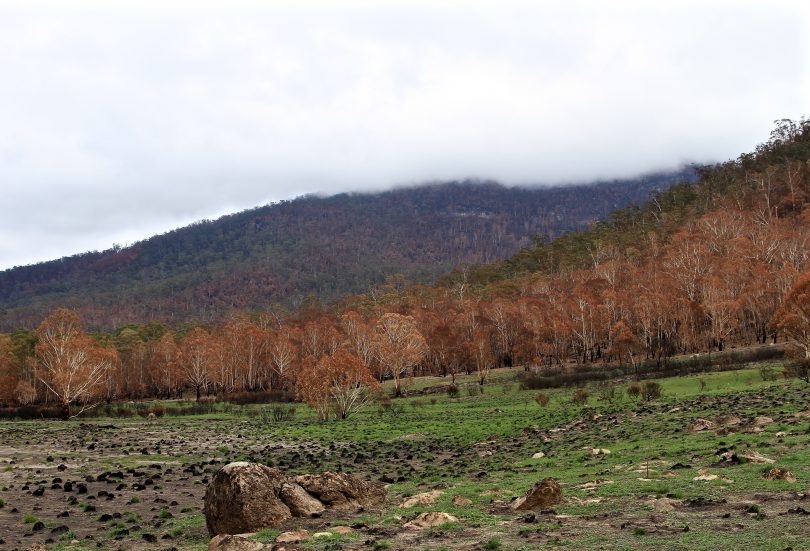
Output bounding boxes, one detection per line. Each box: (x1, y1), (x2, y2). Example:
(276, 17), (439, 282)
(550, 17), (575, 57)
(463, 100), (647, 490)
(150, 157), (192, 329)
(376, 396), (404, 418)
(627, 383), (641, 399)
(271, 404), (296, 422)
(535, 392), (550, 407)
(641, 381), (662, 402)
(571, 387), (589, 405)
(446, 384), (459, 398)
(783, 360), (810, 383)
(597, 384), (620, 405)
(759, 366), (780, 381)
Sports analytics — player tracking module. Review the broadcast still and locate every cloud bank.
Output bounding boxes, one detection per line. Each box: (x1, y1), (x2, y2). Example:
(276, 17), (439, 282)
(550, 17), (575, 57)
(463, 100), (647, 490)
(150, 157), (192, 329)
(0, 0), (808, 269)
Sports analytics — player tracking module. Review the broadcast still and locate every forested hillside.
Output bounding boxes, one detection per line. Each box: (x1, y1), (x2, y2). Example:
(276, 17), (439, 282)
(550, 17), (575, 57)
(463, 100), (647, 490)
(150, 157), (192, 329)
(0, 174), (688, 330)
(1, 120), (809, 413)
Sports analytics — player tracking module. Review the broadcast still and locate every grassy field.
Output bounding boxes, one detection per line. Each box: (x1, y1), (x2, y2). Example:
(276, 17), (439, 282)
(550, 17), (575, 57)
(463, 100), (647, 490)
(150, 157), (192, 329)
(1, 361), (809, 550)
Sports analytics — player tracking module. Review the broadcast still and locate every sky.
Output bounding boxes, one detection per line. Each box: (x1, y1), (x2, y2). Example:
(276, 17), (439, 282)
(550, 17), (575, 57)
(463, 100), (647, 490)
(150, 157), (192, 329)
(0, 0), (808, 271)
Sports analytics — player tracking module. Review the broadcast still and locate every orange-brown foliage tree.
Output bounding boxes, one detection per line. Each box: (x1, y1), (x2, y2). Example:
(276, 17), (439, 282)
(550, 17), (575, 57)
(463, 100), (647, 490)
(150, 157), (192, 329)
(34, 309), (118, 418)
(773, 272), (810, 359)
(297, 349), (379, 420)
(373, 313), (427, 396)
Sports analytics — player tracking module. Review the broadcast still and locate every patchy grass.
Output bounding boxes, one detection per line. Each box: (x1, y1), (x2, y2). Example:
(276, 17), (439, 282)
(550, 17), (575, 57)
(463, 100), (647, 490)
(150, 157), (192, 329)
(1, 364), (809, 550)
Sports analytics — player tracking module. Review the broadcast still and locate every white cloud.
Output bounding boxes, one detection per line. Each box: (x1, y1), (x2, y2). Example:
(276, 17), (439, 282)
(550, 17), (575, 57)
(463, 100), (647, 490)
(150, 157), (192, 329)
(0, 0), (808, 269)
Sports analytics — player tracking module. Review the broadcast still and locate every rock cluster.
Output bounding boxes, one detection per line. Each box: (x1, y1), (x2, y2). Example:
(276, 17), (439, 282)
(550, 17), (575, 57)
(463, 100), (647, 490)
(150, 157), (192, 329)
(204, 462), (386, 536)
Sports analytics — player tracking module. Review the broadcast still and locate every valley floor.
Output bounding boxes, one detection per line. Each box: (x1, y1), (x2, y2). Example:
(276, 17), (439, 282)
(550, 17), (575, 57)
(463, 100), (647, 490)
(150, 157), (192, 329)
(1, 363), (809, 550)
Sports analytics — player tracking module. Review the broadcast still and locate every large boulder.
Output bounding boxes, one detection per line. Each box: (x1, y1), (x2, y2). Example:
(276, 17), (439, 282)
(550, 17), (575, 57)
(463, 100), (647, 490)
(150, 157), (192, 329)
(511, 477), (563, 511)
(204, 462), (291, 536)
(292, 472), (386, 510)
(204, 463), (387, 537)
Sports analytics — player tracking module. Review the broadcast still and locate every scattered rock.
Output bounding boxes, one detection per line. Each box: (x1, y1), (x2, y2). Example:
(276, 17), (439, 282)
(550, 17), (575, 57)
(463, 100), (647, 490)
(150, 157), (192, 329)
(590, 448), (610, 456)
(279, 482), (325, 518)
(739, 451), (776, 464)
(208, 534), (266, 551)
(312, 531), (333, 538)
(404, 511), (459, 529)
(401, 490), (443, 508)
(716, 414), (742, 426)
(688, 418), (716, 432)
(531, 452), (546, 459)
(275, 530), (310, 543)
(293, 472), (386, 510)
(511, 478), (563, 510)
(764, 468), (797, 483)
(648, 498), (677, 512)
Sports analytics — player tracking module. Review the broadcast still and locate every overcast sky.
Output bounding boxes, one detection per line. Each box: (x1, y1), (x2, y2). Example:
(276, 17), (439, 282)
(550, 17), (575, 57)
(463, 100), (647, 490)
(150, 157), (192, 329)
(0, 0), (808, 270)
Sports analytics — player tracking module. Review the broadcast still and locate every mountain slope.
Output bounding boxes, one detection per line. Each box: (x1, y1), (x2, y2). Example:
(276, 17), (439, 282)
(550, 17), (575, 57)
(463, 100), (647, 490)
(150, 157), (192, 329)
(440, 118), (810, 294)
(0, 172), (692, 329)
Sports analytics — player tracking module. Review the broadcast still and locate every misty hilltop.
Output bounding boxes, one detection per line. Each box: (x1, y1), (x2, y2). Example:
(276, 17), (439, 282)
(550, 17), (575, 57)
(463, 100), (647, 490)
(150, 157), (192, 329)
(0, 172), (693, 329)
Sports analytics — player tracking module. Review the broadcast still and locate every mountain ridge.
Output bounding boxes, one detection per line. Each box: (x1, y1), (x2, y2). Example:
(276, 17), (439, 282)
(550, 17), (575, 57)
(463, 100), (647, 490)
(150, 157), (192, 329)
(0, 171), (693, 329)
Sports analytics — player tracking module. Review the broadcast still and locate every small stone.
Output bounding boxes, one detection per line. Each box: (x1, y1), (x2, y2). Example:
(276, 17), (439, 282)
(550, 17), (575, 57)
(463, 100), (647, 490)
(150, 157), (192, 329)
(688, 419), (716, 432)
(752, 416), (773, 426)
(404, 511), (459, 529)
(739, 451), (775, 464)
(275, 530), (310, 543)
(208, 534), (266, 551)
(764, 468), (797, 483)
(401, 490), (443, 508)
